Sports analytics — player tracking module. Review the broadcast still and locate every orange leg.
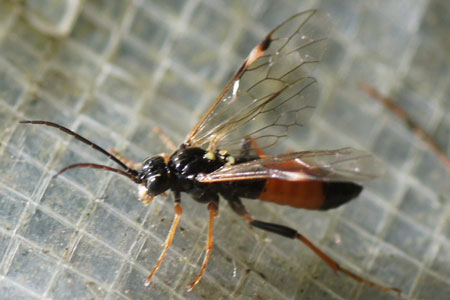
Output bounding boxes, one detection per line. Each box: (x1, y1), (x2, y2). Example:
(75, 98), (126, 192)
(153, 126), (177, 152)
(361, 82), (450, 171)
(187, 202), (219, 291)
(145, 193), (182, 286)
(225, 195), (401, 297)
(109, 148), (143, 169)
(294, 233), (400, 296)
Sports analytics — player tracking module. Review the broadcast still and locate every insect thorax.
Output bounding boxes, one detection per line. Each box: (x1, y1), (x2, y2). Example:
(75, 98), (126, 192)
(164, 147), (225, 193)
(168, 148), (225, 177)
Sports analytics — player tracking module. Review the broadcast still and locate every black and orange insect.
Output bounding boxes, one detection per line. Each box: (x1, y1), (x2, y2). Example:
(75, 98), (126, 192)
(21, 10), (400, 296)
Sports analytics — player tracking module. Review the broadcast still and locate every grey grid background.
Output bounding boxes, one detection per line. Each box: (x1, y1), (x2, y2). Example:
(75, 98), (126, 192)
(0, 0), (449, 299)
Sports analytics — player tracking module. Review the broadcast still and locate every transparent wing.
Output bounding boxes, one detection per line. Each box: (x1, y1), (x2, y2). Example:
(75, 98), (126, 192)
(196, 148), (384, 183)
(184, 10), (329, 154)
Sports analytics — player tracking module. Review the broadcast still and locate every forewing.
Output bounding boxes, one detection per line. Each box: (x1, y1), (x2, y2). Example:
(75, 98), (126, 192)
(185, 10), (329, 154)
(197, 148), (384, 182)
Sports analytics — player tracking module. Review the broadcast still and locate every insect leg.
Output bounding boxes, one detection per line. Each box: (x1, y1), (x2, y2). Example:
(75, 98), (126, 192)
(153, 126), (177, 152)
(241, 136), (267, 158)
(224, 195), (401, 296)
(361, 82), (450, 171)
(109, 148), (143, 169)
(224, 193), (253, 222)
(145, 191), (182, 286)
(187, 200), (219, 291)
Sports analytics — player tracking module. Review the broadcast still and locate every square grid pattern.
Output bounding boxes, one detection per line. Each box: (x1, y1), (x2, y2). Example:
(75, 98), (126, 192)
(0, 0), (449, 299)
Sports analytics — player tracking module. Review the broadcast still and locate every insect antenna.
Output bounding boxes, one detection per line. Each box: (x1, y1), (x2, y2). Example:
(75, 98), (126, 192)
(19, 120), (139, 177)
(53, 163), (141, 183)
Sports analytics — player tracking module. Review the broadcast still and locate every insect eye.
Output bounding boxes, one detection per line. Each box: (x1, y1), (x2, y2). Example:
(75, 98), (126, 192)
(146, 173), (170, 195)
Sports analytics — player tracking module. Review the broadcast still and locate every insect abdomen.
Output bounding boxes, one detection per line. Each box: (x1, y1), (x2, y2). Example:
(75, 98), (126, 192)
(258, 180), (362, 210)
(321, 182), (362, 209)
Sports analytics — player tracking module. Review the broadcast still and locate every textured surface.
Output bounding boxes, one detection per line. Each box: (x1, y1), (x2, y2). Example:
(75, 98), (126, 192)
(0, 0), (449, 299)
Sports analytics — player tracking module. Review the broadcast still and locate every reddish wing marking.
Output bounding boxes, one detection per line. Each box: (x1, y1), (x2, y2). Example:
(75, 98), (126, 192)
(184, 9), (329, 154)
(247, 136), (268, 158)
(197, 147), (384, 183)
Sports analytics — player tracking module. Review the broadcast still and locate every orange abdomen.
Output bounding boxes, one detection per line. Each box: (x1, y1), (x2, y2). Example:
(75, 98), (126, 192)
(258, 179), (362, 210)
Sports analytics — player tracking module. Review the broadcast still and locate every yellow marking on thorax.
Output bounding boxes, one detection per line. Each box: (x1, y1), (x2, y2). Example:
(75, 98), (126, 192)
(204, 151), (216, 161)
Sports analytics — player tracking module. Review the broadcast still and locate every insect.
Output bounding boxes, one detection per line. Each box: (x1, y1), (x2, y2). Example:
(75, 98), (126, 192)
(21, 9), (400, 296)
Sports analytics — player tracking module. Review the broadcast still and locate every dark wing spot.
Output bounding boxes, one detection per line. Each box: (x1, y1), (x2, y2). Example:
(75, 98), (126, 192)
(259, 34), (272, 51)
